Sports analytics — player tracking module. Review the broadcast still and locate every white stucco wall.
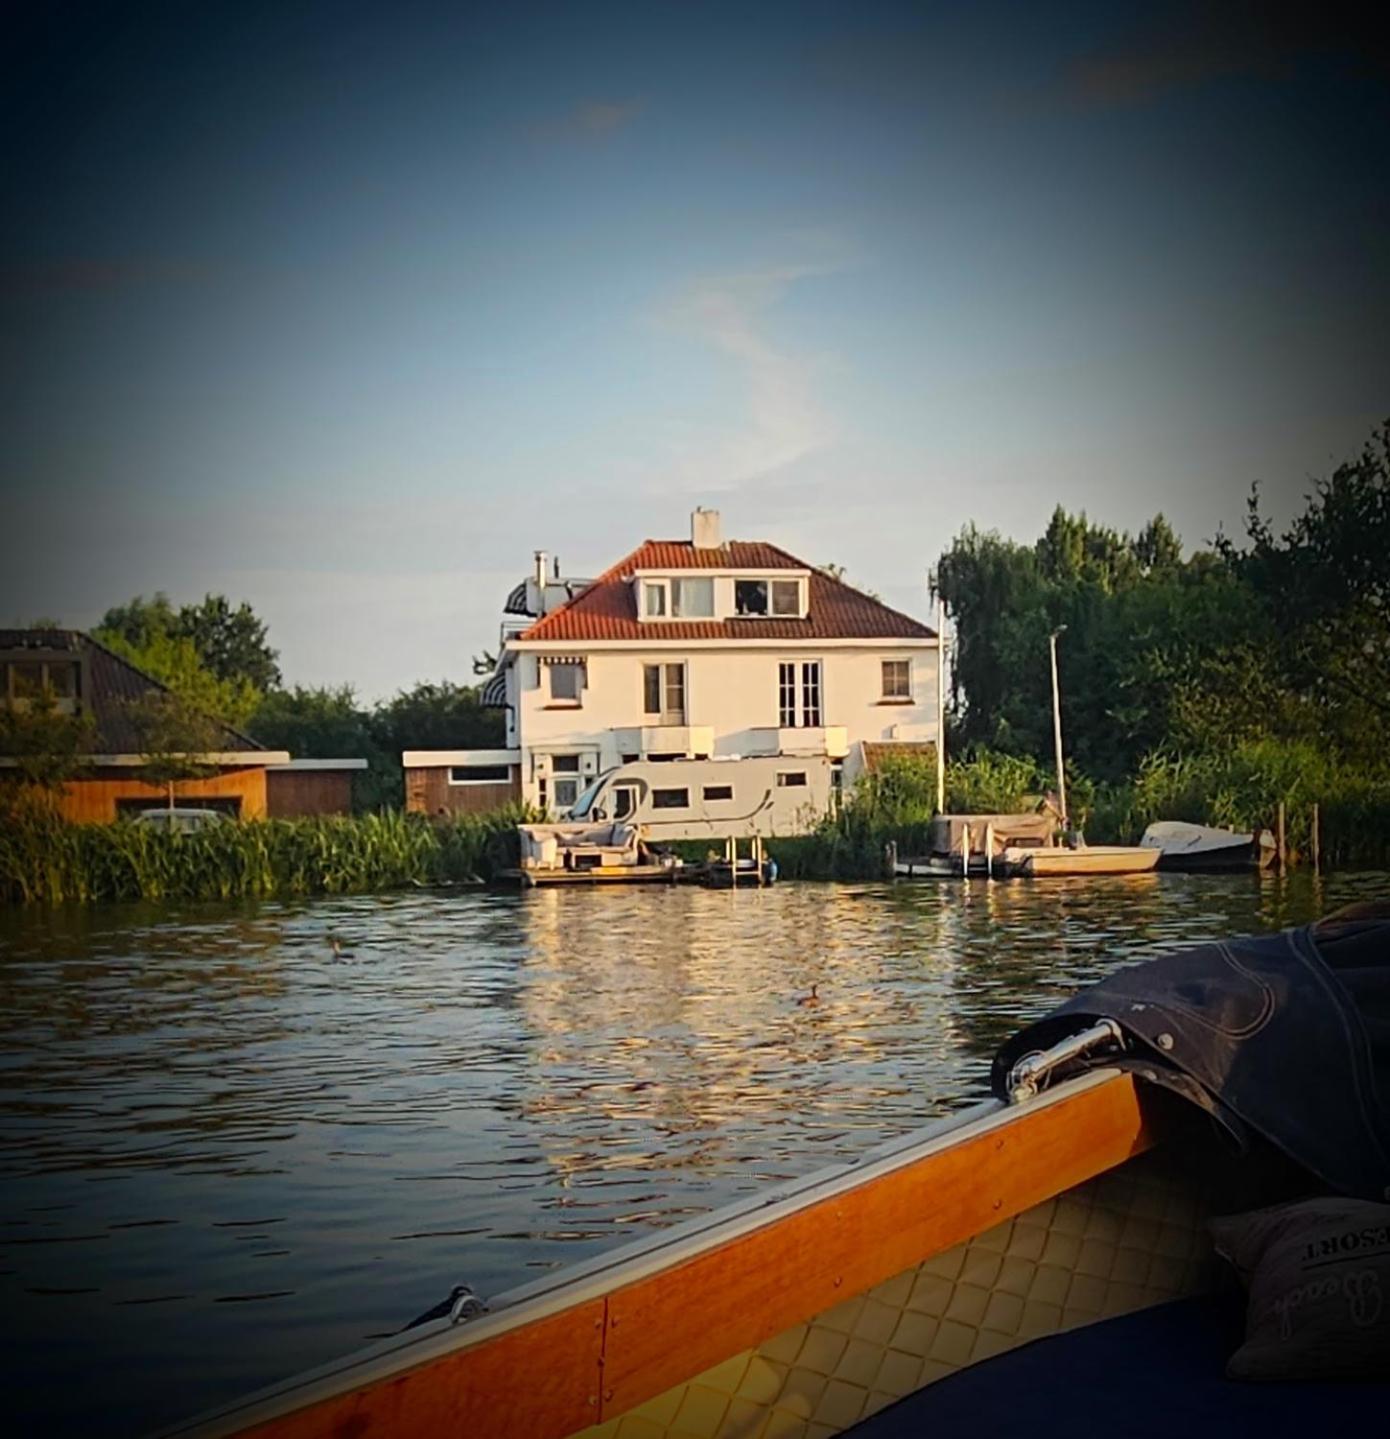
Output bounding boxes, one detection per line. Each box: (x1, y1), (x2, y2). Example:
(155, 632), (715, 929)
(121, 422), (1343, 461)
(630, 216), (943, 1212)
(509, 643), (939, 805)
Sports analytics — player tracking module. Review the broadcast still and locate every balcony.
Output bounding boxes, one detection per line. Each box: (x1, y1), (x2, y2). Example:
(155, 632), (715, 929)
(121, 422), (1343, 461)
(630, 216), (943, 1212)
(748, 725), (848, 758)
(611, 725), (714, 760)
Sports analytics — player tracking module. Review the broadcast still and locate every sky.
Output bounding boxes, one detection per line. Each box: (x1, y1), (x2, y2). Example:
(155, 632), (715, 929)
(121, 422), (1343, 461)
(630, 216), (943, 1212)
(4, 0), (1387, 699)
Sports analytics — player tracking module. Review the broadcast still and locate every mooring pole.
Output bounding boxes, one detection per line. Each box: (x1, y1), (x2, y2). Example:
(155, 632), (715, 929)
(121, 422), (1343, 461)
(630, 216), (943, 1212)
(935, 596), (947, 816)
(1276, 801), (1286, 873)
(1311, 803), (1320, 873)
(1049, 626), (1069, 833)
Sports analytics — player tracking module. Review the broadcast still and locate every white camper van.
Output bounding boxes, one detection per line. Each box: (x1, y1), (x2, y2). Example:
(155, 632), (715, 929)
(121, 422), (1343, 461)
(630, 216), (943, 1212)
(564, 755), (836, 840)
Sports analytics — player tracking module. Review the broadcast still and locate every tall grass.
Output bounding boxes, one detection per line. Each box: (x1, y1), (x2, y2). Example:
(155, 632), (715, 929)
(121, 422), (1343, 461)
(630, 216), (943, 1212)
(0, 797), (530, 906)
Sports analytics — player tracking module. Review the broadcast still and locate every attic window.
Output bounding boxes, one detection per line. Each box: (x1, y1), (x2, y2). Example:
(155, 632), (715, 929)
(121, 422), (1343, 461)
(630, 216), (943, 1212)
(734, 580), (768, 616)
(771, 580), (801, 616)
(2, 658), (80, 713)
(672, 577), (714, 618)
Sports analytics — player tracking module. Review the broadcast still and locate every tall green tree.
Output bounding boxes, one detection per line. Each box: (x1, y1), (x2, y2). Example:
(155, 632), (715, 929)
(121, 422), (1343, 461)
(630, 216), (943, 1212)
(125, 691), (225, 811)
(98, 629), (260, 729)
(98, 591), (279, 696)
(0, 691), (96, 798)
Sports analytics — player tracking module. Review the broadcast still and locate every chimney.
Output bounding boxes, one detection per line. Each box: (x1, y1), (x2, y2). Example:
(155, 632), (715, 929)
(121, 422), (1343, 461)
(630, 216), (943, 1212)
(534, 550), (548, 586)
(690, 508), (722, 550)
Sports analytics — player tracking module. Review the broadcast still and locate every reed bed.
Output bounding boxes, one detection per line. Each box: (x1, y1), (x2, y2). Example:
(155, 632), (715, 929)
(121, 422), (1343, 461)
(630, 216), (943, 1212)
(0, 802), (529, 906)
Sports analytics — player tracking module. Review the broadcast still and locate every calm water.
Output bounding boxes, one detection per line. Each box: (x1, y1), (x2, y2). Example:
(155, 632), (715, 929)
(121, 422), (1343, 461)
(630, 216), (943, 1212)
(1, 871), (1384, 1436)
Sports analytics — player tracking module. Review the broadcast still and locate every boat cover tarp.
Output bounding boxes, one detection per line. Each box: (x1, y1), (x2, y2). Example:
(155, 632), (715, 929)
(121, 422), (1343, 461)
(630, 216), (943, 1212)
(991, 905), (1390, 1201)
(928, 812), (1053, 857)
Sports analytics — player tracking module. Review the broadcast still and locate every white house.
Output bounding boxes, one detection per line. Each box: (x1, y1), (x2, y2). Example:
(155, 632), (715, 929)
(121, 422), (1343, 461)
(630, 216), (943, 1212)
(405, 510), (941, 816)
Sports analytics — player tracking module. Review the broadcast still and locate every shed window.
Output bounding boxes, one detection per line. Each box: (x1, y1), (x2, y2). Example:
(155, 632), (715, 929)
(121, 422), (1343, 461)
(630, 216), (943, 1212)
(652, 787), (689, 810)
(703, 784), (734, 801)
(449, 765), (511, 784)
(777, 771), (808, 788)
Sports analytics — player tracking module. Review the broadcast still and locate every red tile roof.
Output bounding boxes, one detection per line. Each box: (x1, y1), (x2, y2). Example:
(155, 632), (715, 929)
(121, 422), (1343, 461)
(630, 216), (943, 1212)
(517, 541), (936, 643)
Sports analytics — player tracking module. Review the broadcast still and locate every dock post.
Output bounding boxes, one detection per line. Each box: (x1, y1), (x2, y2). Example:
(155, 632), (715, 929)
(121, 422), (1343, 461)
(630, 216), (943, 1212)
(1276, 801), (1286, 873)
(885, 839), (898, 878)
(960, 828), (970, 878)
(985, 822), (994, 880)
(1311, 803), (1320, 874)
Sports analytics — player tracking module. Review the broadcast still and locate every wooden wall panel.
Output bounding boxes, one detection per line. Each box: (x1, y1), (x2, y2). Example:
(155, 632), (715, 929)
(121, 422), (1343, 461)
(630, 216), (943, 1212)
(406, 766), (520, 816)
(266, 771), (354, 818)
(58, 767), (268, 823)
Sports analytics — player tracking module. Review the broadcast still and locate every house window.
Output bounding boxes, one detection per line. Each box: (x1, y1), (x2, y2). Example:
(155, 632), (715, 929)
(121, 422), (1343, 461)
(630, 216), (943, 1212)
(643, 663), (686, 723)
(703, 784), (734, 801)
(672, 577), (713, 618)
(778, 662), (797, 727)
(777, 771), (808, 788)
(552, 754), (582, 809)
(801, 662), (822, 727)
(779, 660), (822, 726)
(881, 659), (911, 700)
(644, 582), (667, 618)
(734, 580), (768, 616)
(771, 580), (801, 617)
(449, 764), (512, 784)
(652, 787), (689, 809)
(3, 658), (80, 713)
(547, 661), (584, 704)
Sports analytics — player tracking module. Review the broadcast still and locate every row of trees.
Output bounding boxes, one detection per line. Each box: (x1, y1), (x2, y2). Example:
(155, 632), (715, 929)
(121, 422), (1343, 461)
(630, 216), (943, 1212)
(933, 421), (1389, 787)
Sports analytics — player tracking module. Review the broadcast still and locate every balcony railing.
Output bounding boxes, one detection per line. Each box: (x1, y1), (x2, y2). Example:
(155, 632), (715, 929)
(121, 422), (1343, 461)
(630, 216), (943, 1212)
(747, 725), (848, 758)
(610, 725), (714, 760)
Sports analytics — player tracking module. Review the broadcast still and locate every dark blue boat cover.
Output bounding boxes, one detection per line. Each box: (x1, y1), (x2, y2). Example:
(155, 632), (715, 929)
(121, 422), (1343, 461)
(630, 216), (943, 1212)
(991, 906), (1390, 1201)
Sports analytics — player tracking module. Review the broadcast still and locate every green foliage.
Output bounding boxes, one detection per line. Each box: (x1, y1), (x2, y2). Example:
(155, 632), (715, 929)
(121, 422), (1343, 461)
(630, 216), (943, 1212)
(0, 806), (530, 905)
(934, 421), (1390, 782)
(98, 629), (260, 729)
(124, 690), (226, 805)
(0, 691), (96, 793)
(99, 591), (280, 691)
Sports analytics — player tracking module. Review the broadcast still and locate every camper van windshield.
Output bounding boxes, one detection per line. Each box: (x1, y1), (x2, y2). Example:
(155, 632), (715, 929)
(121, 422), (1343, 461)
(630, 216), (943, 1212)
(567, 776), (607, 819)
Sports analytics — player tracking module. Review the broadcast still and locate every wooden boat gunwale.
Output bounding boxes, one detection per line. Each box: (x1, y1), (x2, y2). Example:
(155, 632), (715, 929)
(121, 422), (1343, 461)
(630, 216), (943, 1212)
(165, 1068), (1152, 1439)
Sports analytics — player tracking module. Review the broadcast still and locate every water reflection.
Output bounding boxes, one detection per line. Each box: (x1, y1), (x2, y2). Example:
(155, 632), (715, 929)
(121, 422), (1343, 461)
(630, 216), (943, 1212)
(0, 871), (1381, 1436)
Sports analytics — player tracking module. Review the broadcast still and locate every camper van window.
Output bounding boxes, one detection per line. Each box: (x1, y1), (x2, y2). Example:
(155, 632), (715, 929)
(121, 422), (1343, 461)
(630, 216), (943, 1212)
(652, 787), (689, 809)
(568, 779), (603, 818)
(612, 787), (636, 819)
(777, 771), (809, 788)
(703, 784), (734, 801)
(771, 579), (801, 616)
(672, 577), (713, 617)
(734, 579), (768, 615)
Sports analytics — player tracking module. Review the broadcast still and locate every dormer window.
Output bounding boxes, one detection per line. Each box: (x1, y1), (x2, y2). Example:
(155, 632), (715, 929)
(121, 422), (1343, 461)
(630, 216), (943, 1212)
(734, 578), (803, 617)
(644, 582), (667, 617)
(671, 577), (714, 618)
(2, 657), (81, 713)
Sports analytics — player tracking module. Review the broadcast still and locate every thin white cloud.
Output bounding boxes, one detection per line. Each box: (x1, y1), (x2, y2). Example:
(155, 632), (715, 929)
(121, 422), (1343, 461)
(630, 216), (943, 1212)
(531, 97), (645, 142)
(659, 263), (839, 490)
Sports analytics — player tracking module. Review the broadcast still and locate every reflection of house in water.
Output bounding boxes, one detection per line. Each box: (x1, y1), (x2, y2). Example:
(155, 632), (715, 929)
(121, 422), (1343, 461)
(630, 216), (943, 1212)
(506, 888), (967, 1204)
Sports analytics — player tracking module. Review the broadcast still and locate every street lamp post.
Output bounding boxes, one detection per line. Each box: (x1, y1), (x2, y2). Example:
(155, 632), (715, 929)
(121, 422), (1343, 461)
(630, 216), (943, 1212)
(1049, 626), (1068, 834)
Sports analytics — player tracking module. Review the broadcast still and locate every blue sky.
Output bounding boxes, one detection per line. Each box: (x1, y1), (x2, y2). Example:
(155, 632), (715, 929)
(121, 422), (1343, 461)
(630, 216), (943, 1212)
(5, 1), (1387, 698)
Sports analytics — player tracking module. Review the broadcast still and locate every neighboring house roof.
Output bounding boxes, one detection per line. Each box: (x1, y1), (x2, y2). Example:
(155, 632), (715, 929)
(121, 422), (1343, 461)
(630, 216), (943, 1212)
(0, 628), (265, 757)
(516, 541), (937, 643)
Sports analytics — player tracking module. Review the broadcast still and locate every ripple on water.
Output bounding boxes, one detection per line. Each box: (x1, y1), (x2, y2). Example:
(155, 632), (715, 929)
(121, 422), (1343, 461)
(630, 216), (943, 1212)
(0, 870), (1379, 1435)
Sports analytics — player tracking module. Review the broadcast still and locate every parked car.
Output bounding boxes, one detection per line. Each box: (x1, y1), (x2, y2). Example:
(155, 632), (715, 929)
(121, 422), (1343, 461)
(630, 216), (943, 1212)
(130, 807), (228, 834)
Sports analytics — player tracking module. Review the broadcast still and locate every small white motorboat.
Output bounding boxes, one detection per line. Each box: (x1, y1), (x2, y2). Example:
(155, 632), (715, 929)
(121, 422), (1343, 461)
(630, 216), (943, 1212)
(1139, 821), (1276, 872)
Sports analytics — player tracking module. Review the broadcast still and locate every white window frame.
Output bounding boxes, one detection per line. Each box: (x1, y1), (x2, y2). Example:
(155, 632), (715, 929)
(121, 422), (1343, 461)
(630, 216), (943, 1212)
(546, 659), (585, 706)
(671, 577), (714, 618)
(643, 581), (668, 619)
(881, 658), (912, 701)
(770, 578), (802, 617)
(643, 662), (687, 724)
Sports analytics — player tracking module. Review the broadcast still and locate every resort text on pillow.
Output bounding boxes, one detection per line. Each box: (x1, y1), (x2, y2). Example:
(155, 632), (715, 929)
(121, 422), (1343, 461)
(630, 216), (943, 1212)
(1211, 1196), (1390, 1380)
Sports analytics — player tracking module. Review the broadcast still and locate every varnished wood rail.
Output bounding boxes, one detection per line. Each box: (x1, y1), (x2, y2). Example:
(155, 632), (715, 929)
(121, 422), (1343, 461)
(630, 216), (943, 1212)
(207, 1071), (1152, 1439)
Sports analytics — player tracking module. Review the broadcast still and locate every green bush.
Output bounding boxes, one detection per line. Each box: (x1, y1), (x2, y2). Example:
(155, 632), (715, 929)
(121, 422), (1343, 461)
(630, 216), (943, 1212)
(0, 799), (532, 905)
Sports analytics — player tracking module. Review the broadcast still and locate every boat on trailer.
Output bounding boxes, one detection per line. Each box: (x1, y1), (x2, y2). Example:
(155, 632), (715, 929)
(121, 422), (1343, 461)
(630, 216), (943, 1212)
(163, 907), (1390, 1439)
(1140, 820), (1277, 872)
